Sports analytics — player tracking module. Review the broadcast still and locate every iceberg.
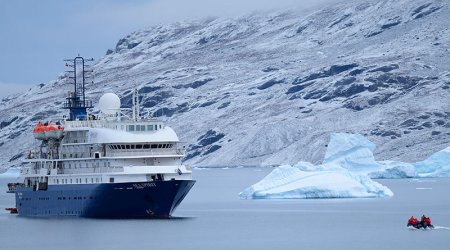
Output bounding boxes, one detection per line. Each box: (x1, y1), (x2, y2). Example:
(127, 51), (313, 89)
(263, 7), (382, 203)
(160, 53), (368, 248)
(369, 161), (416, 179)
(322, 133), (419, 178)
(0, 167), (20, 179)
(414, 146), (450, 177)
(240, 132), (450, 199)
(323, 133), (383, 173)
(239, 165), (393, 199)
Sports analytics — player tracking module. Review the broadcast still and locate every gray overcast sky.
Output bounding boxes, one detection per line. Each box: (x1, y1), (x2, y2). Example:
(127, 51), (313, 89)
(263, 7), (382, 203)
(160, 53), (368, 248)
(0, 0), (338, 97)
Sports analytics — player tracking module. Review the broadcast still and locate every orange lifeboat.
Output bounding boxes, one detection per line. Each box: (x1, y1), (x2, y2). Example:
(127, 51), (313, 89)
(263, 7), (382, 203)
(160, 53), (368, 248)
(33, 121), (64, 140)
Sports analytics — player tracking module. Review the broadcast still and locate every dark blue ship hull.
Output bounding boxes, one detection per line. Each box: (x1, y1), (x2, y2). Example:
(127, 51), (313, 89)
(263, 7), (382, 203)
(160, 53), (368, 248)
(15, 180), (195, 218)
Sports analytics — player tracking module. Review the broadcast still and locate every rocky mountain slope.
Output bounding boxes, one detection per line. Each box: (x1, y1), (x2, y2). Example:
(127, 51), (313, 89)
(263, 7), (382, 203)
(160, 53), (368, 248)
(1, 0), (450, 168)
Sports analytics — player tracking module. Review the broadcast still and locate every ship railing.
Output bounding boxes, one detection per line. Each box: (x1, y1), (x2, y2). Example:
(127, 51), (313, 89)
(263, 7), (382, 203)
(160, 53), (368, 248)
(107, 149), (184, 157)
(26, 150), (60, 160)
(64, 118), (160, 129)
(58, 166), (125, 175)
(64, 120), (110, 129)
(20, 165), (123, 175)
(21, 167), (44, 175)
(21, 168), (31, 175)
(7, 183), (24, 193)
(21, 166), (124, 175)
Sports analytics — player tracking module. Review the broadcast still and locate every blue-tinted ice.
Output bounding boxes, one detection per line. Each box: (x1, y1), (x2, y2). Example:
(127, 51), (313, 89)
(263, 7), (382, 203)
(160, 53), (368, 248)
(240, 133), (450, 199)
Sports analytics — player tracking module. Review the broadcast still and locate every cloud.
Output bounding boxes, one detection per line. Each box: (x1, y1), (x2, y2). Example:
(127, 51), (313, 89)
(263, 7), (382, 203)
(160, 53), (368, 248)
(71, 0), (343, 35)
(0, 0), (344, 94)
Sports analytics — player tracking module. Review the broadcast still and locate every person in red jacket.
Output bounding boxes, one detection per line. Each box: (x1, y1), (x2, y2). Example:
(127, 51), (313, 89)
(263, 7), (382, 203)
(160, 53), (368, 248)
(408, 216), (419, 228)
(420, 215), (434, 228)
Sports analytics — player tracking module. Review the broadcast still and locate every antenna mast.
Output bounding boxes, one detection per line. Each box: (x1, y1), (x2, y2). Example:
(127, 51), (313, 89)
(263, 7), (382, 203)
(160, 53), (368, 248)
(132, 88), (140, 121)
(63, 56), (94, 120)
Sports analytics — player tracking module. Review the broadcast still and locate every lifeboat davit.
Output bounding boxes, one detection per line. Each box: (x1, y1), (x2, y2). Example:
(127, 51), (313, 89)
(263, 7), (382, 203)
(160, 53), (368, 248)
(33, 121), (64, 140)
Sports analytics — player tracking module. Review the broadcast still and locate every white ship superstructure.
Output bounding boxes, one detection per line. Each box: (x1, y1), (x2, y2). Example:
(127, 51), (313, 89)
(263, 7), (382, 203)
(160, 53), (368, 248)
(7, 56), (195, 218)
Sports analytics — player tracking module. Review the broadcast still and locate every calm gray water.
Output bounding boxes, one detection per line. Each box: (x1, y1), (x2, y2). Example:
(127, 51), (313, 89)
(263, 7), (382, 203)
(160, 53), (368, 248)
(1, 167), (449, 250)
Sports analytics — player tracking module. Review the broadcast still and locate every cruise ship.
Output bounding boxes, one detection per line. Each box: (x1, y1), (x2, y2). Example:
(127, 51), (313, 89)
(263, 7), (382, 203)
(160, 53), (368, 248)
(6, 56), (195, 218)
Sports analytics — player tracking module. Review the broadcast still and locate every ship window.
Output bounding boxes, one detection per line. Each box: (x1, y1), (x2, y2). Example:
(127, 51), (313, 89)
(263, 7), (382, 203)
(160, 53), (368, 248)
(136, 144), (142, 149)
(56, 179), (59, 184)
(70, 179), (72, 184)
(129, 125), (135, 131)
(155, 125), (158, 131)
(158, 144), (162, 148)
(147, 125), (153, 131)
(126, 145), (130, 150)
(91, 178), (94, 183)
(159, 125), (162, 129)
(140, 125), (145, 131)
(110, 177), (114, 183)
(143, 144), (150, 149)
(136, 125), (141, 131)
(85, 178), (87, 183)
(151, 144), (157, 149)
(131, 145), (135, 149)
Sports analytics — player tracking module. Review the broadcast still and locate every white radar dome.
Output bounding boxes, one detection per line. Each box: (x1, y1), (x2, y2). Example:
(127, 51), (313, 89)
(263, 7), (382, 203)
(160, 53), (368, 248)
(98, 93), (121, 114)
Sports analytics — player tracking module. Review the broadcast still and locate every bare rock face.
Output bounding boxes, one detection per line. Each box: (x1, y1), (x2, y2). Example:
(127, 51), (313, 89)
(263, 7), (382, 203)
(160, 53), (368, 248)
(1, 0), (450, 168)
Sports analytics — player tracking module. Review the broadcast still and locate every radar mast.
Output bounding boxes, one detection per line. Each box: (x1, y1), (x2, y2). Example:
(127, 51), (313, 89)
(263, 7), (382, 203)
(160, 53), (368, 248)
(63, 56), (94, 120)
